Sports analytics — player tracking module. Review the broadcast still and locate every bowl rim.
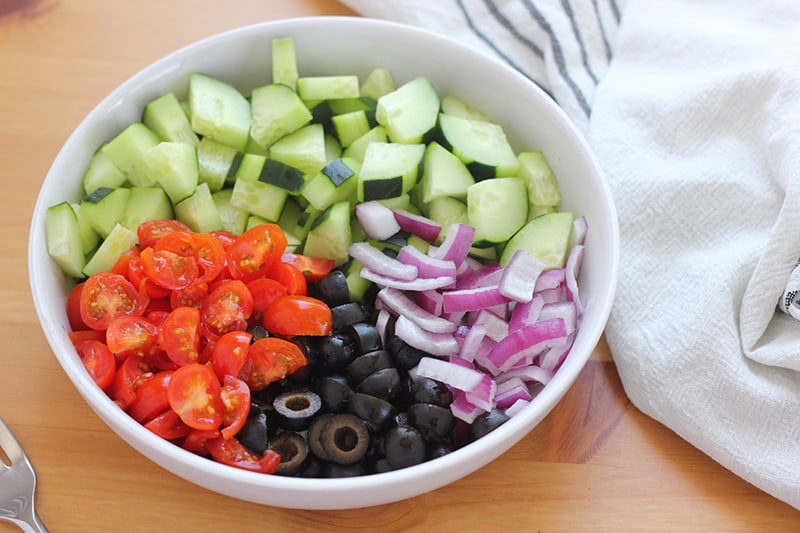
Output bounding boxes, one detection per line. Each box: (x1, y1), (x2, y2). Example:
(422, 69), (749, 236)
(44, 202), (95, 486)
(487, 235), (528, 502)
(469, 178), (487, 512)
(27, 15), (620, 509)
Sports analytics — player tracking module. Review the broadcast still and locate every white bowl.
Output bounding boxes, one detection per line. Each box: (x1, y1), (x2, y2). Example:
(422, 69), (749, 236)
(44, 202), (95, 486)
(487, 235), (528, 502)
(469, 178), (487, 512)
(28, 16), (619, 509)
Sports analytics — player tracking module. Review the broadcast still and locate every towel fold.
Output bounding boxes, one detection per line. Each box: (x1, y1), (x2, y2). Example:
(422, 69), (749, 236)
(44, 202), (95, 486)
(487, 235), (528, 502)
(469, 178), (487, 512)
(341, 0), (800, 510)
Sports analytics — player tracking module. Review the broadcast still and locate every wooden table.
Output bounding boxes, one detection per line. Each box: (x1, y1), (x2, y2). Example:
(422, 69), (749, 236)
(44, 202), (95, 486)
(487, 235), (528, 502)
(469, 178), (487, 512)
(2, 1), (799, 530)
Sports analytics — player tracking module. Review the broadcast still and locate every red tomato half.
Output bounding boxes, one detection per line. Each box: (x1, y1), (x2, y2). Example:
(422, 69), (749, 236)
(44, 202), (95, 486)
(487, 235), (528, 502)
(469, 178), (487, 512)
(145, 408), (191, 441)
(226, 224), (287, 283)
(219, 375), (250, 440)
(246, 278), (288, 323)
(66, 282), (88, 331)
(138, 219), (192, 249)
(268, 261), (307, 296)
(106, 315), (159, 363)
(79, 272), (149, 331)
(160, 306), (201, 367)
(205, 436), (280, 474)
(111, 354), (154, 410)
(263, 295), (332, 337)
(74, 339), (116, 392)
(167, 363), (224, 431)
(140, 239), (200, 291)
(170, 281), (209, 310)
(280, 253), (336, 282)
(200, 280), (254, 340)
(238, 337), (307, 391)
(211, 330), (252, 381)
(128, 370), (173, 424)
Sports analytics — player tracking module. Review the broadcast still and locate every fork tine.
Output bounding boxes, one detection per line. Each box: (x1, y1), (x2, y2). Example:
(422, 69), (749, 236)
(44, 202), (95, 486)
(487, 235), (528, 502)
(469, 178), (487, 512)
(0, 417), (26, 466)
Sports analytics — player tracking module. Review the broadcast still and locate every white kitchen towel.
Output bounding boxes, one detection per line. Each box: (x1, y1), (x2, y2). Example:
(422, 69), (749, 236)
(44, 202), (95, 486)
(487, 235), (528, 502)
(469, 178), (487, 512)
(341, 0), (800, 510)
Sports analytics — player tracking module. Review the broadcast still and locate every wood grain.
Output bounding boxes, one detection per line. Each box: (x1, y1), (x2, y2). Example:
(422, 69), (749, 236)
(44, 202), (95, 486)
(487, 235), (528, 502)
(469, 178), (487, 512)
(2, 1), (799, 531)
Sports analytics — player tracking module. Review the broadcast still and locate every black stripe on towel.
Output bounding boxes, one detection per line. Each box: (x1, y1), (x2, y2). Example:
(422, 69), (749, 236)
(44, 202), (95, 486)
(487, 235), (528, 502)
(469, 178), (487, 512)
(560, 0), (599, 84)
(592, 0), (614, 61)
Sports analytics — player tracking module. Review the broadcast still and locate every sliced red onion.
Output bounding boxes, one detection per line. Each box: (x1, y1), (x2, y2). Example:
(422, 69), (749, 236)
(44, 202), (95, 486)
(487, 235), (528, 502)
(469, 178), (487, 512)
(414, 289), (443, 315)
(393, 209), (442, 243)
(565, 244), (584, 314)
(465, 374), (496, 412)
(441, 285), (510, 314)
(467, 308), (509, 342)
(534, 268), (565, 292)
(458, 323), (488, 363)
(374, 308), (392, 346)
(349, 242), (418, 281)
(429, 223), (474, 266)
(538, 332), (576, 372)
(456, 262), (503, 290)
(484, 317), (567, 374)
(396, 245), (457, 279)
(537, 287), (565, 304)
(450, 389), (484, 423)
(494, 377), (532, 409)
(376, 287), (457, 333)
(538, 301), (578, 336)
(508, 293), (545, 332)
(394, 316), (459, 357)
(355, 200), (401, 240)
(572, 216), (588, 246)
(415, 356), (485, 391)
(360, 268), (454, 291)
(502, 364), (555, 385)
(503, 398), (530, 417)
(499, 249), (544, 303)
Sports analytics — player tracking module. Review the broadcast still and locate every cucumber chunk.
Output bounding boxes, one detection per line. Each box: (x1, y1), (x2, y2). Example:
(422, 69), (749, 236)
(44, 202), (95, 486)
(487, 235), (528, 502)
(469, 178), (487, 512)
(213, 188), (249, 235)
(70, 202), (101, 254)
(175, 182), (224, 233)
(303, 201), (352, 265)
(360, 68), (396, 100)
(45, 202), (86, 279)
(437, 113), (519, 180)
(143, 92), (200, 145)
(230, 178), (288, 222)
(124, 187), (174, 232)
(376, 76), (439, 144)
(80, 187), (130, 238)
(419, 141), (475, 204)
(499, 211), (574, 269)
(268, 123), (326, 177)
(189, 72), (251, 151)
(258, 158), (309, 194)
(83, 223), (137, 277)
(518, 151), (562, 208)
(271, 37), (299, 90)
(357, 142), (424, 202)
(134, 141), (199, 203)
(100, 122), (160, 181)
(342, 125), (387, 162)
(250, 83), (312, 149)
(82, 147), (126, 195)
(441, 95), (491, 122)
(296, 75), (360, 101)
(302, 157), (359, 211)
(467, 177), (528, 246)
(332, 110), (374, 147)
(197, 137), (238, 192)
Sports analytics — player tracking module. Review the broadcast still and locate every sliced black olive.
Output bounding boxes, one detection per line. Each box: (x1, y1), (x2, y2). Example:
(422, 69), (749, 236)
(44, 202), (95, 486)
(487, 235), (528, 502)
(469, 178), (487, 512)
(331, 302), (370, 331)
(320, 413), (370, 465)
(356, 367), (402, 401)
(319, 462), (366, 478)
(310, 270), (350, 307)
(407, 403), (456, 443)
(345, 349), (394, 386)
(383, 425), (427, 470)
(386, 335), (426, 371)
(403, 377), (453, 407)
(271, 431), (309, 476)
(312, 374), (352, 413)
(307, 413), (336, 461)
(427, 442), (456, 460)
(313, 333), (358, 373)
(346, 322), (382, 354)
(273, 389), (322, 431)
(237, 412), (270, 455)
(247, 324), (270, 342)
(468, 408), (510, 441)
(347, 392), (397, 433)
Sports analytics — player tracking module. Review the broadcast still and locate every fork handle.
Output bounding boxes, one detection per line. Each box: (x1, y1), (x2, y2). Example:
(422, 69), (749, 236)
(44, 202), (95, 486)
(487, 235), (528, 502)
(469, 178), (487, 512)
(7, 506), (48, 533)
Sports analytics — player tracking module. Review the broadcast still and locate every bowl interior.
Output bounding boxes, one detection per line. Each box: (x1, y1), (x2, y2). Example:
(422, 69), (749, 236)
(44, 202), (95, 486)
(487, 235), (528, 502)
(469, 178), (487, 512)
(28, 16), (619, 509)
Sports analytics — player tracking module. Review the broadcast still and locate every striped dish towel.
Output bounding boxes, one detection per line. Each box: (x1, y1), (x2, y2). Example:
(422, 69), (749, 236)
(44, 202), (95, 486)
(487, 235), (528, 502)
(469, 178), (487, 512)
(342, 0), (800, 511)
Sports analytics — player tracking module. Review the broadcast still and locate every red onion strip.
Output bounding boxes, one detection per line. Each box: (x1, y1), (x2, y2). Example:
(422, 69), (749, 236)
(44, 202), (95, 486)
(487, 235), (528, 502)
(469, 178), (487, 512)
(355, 200), (401, 240)
(484, 317), (567, 374)
(376, 287), (457, 333)
(393, 209), (442, 243)
(394, 316), (459, 357)
(429, 223), (475, 266)
(415, 356), (485, 391)
(441, 285), (510, 314)
(498, 249), (544, 303)
(360, 268), (454, 291)
(396, 245), (457, 279)
(349, 242), (418, 280)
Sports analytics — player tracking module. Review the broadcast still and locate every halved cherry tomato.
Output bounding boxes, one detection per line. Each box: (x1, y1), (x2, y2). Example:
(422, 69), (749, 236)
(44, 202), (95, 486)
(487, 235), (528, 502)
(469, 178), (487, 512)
(140, 241), (200, 290)
(211, 330), (252, 381)
(111, 247), (138, 277)
(192, 232), (227, 283)
(160, 306), (201, 367)
(137, 219), (192, 249)
(68, 329), (106, 345)
(200, 280), (254, 340)
(80, 272), (149, 331)
(268, 261), (307, 296)
(106, 315), (159, 363)
(128, 370), (173, 424)
(263, 295), (332, 337)
(238, 337), (307, 391)
(74, 339), (116, 392)
(205, 436), (280, 474)
(145, 297), (172, 316)
(226, 224), (287, 283)
(66, 282), (88, 331)
(219, 375), (250, 440)
(145, 408), (191, 441)
(111, 354), (154, 410)
(128, 253), (172, 299)
(170, 281), (209, 310)
(182, 428), (220, 455)
(209, 229), (237, 250)
(167, 363), (224, 431)
(280, 253), (336, 282)
(246, 278), (288, 324)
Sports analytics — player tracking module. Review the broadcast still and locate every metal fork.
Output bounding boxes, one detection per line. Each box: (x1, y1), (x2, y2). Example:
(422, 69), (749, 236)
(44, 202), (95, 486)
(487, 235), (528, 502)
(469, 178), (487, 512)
(0, 418), (48, 533)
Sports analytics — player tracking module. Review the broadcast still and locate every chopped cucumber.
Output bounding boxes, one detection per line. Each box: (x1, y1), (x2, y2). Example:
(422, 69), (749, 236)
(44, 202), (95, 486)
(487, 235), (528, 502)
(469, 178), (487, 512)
(124, 187), (174, 232)
(174, 182), (223, 233)
(134, 141), (199, 203)
(197, 137), (239, 192)
(229, 178), (288, 222)
(258, 159), (309, 195)
(358, 142), (424, 202)
(332, 110), (374, 147)
(70, 202), (101, 254)
(467, 177), (528, 246)
(189, 72), (251, 151)
(440, 95), (491, 122)
(268, 123), (326, 177)
(100, 122), (160, 181)
(303, 201), (352, 265)
(213, 188), (249, 235)
(376, 76), (439, 144)
(437, 113), (519, 180)
(80, 186), (130, 238)
(271, 37), (299, 90)
(82, 223), (137, 277)
(250, 83), (312, 149)
(427, 196), (468, 231)
(82, 147), (126, 195)
(342, 125), (387, 162)
(45, 202), (86, 279)
(302, 157), (359, 211)
(499, 211), (574, 269)
(328, 97), (376, 115)
(143, 92), (200, 145)
(296, 75), (360, 101)
(360, 68), (396, 100)
(518, 151), (562, 208)
(419, 141), (474, 204)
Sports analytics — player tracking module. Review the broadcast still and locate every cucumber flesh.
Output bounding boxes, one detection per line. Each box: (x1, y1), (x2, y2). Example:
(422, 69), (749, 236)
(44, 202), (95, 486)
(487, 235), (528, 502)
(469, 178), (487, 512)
(100, 122), (160, 181)
(296, 75), (360, 101)
(499, 211), (574, 269)
(82, 223), (137, 277)
(268, 123), (326, 177)
(358, 142), (424, 202)
(143, 92), (200, 145)
(360, 68), (396, 100)
(123, 187), (174, 232)
(174, 182), (224, 233)
(189, 73), (251, 151)
(376, 76), (439, 144)
(250, 83), (312, 149)
(272, 37), (299, 90)
(467, 177), (528, 246)
(213, 188), (249, 235)
(197, 137), (238, 193)
(80, 187), (131, 238)
(46, 202), (86, 279)
(303, 201), (352, 265)
(518, 151), (562, 208)
(437, 113), (519, 180)
(419, 141), (474, 204)
(82, 147), (127, 195)
(135, 141), (199, 204)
